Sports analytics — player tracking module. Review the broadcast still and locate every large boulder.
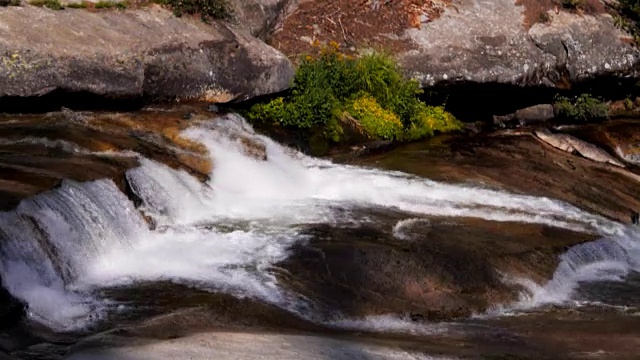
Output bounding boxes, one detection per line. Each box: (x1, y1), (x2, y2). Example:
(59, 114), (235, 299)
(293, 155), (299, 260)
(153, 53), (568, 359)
(272, 0), (640, 88)
(494, 104), (555, 127)
(402, 0), (640, 87)
(0, 5), (294, 101)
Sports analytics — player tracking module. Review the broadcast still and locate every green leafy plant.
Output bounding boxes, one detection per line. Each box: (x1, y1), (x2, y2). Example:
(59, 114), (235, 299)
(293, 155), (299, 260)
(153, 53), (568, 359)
(0, 0), (21, 6)
(29, 0), (63, 9)
(624, 97), (635, 110)
(153, 0), (232, 23)
(345, 94), (404, 140)
(614, 0), (640, 45)
(94, 0), (126, 8)
(554, 93), (609, 121)
(247, 42), (461, 151)
(66, 1), (87, 7)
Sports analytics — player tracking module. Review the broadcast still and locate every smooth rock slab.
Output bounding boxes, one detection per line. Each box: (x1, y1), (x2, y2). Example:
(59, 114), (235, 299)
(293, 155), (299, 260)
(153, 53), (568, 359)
(534, 128), (626, 167)
(401, 0), (640, 87)
(66, 332), (453, 360)
(0, 6), (294, 101)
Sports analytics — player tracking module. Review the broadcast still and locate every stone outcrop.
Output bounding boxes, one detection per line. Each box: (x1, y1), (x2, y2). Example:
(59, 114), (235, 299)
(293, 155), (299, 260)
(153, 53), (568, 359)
(494, 104), (555, 127)
(0, 5), (293, 101)
(402, 0), (640, 87)
(534, 128), (626, 167)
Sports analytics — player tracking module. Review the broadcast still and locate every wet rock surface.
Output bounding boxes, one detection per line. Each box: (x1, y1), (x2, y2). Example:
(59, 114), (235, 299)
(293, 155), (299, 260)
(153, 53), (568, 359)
(279, 212), (594, 321)
(0, 107), (213, 211)
(534, 128), (627, 167)
(2, 112), (640, 360)
(353, 121), (640, 224)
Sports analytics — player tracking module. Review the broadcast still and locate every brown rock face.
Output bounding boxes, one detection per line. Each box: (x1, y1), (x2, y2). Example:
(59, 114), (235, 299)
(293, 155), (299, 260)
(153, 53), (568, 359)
(279, 214), (594, 321)
(0, 6), (293, 101)
(0, 108), (212, 211)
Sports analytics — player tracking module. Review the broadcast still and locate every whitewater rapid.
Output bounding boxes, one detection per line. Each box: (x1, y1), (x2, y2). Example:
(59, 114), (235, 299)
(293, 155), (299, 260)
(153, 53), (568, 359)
(0, 113), (638, 331)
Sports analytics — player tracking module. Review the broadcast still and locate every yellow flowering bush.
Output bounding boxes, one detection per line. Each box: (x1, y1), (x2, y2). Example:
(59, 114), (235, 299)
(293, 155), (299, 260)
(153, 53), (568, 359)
(346, 95), (403, 140)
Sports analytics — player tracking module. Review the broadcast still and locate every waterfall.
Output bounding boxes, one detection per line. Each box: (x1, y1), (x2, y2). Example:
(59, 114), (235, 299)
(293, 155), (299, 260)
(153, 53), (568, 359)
(0, 179), (147, 329)
(0, 113), (637, 331)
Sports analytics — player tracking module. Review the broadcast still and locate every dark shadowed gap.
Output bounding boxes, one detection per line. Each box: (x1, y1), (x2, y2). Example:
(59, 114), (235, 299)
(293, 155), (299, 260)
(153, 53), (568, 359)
(422, 76), (640, 123)
(0, 90), (147, 114)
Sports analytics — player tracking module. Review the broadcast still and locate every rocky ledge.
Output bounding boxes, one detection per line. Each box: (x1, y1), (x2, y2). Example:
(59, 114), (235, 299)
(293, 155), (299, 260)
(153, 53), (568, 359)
(0, 3), (293, 102)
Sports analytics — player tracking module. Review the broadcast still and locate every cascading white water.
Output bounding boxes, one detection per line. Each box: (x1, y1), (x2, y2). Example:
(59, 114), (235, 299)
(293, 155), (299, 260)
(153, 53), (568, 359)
(0, 180), (146, 329)
(0, 113), (638, 332)
(496, 227), (640, 312)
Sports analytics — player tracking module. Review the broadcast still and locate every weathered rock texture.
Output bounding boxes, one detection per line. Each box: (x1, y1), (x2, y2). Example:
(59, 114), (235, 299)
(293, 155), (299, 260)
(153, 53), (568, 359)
(229, 0), (300, 40)
(402, 0), (640, 87)
(0, 5), (293, 101)
(534, 128), (626, 167)
(273, 0), (640, 88)
(0, 107), (213, 211)
(494, 104), (555, 127)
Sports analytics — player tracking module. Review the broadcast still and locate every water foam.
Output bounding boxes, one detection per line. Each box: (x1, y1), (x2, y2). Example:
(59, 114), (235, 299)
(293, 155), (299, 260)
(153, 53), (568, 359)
(393, 218), (432, 240)
(327, 314), (450, 335)
(0, 113), (636, 331)
(184, 114), (621, 235)
(506, 228), (640, 310)
(0, 180), (145, 329)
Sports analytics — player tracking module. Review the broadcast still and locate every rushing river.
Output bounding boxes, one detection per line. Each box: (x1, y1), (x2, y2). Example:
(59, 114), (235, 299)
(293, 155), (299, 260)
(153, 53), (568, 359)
(1, 114), (639, 359)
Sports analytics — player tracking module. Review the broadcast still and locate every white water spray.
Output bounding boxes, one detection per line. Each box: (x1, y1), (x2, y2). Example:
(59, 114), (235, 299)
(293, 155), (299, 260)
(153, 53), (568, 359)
(0, 113), (637, 331)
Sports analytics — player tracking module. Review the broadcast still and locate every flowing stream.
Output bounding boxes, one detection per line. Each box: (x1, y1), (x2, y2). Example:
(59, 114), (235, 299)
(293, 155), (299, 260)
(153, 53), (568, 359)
(1, 114), (639, 348)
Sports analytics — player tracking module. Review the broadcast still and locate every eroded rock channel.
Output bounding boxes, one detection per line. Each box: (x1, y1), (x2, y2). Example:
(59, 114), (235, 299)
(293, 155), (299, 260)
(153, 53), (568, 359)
(0, 107), (639, 360)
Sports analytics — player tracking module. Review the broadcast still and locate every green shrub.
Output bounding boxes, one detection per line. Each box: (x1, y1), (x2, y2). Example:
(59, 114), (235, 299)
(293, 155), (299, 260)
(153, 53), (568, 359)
(0, 0), (21, 6)
(620, 0), (640, 16)
(554, 94), (609, 121)
(153, 0), (232, 23)
(624, 97), (635, 110)
(247, 42), (461, 149)
(29, 0), (63, 9)
(345, 94), (403, 140)
(404, 103), (462, 141)
(612, 0), (640, 45)
(66, 1), (86, 7)
(93, 0), (126, 9)
(95, 0), (113, 8)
